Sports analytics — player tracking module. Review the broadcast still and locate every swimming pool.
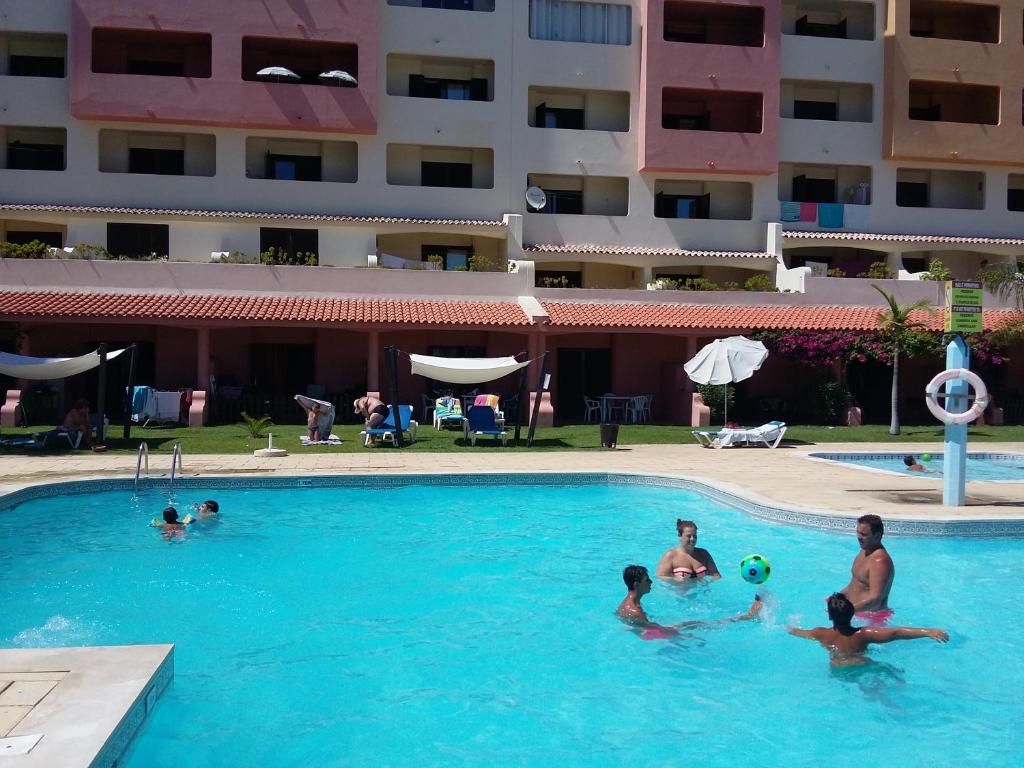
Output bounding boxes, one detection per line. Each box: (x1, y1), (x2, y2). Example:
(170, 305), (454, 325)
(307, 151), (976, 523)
(809, 451), (1024, 482)
(2, 475), (1022, 767)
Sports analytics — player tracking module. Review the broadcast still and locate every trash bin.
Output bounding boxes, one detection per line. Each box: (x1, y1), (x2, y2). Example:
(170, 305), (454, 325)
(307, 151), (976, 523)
(600, 423), (619, 448)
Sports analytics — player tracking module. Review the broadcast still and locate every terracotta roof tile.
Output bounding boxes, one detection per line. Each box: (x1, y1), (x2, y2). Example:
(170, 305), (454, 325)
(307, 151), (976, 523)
(541, 302), (1021, 331)
(0, 292), (531, 326)
(783, 230), (1024, 246)
(0, 203), (505, 228)
(524, 243), (771, 258)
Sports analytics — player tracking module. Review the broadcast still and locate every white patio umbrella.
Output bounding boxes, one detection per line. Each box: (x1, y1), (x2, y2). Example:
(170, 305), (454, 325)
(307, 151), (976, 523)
(683, 335), (769, 425)
(318, 69), (358, 86)
(256, 66), (300, 82)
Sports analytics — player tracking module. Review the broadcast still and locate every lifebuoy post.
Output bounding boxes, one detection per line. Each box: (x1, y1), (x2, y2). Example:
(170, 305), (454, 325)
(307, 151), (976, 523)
(942, 336), (969, 506)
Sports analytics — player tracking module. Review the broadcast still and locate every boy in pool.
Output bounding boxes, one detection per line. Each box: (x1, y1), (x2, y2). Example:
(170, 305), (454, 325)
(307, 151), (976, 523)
(903, 455), (939, 474)
(156, 506), (189, 538)
(788, 592), (948, 666)
(617, 564), (761, 637)
(191, 499), (219, 520)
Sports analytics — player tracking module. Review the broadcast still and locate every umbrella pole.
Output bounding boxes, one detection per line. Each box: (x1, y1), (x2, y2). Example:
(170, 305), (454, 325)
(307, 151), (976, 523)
(722, 383), (727, 427)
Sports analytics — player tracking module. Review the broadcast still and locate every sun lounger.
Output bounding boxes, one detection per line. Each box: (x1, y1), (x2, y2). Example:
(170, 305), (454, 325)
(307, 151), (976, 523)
(692, 421), (787, 449)
(361, 405), (417, 446)
(463, 405), (508, 446)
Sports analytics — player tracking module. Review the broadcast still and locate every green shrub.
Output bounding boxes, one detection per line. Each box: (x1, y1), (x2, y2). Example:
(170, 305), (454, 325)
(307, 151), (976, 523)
(815, 379), (848, 426)
(260, 247), (318, 266)
(920, 257), (953, 281)
(683, 277), (720, 291)
(539, 275), (570, 288)
(0, 240), (51, 259)
(744, 274), (778, 292)
(425, 253), (444, 268)
(696, 383), (734, 421)
(723, 281), (741, 291)
(239, 411), (273, 438)
(826, 268), (846, 278)
(72, 243), (111, 260)
(468, 251), (505, 272)
(857, 261), (895, 279)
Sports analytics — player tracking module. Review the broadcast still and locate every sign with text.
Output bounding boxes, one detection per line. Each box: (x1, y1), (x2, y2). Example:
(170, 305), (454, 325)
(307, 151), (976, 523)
(945, 280), (983, 333)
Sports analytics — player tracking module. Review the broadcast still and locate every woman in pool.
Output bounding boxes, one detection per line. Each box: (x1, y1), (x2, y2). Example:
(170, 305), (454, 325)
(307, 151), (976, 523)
(655, 519), (721, 581)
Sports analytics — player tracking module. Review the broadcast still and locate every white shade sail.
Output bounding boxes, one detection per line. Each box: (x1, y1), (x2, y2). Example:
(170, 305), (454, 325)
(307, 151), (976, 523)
(0, 347), (126, 380)
(409, 354), (531, 385)
(683, 336), (768, 385)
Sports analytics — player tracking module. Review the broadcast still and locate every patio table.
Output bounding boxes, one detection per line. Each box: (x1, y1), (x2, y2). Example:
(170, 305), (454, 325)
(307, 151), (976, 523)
(599, 395), (633, 424)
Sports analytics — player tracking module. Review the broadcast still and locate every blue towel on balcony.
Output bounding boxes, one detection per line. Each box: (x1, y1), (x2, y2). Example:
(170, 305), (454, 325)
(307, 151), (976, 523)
(779, 201), (801, 222)
(818, 203), (845, 228)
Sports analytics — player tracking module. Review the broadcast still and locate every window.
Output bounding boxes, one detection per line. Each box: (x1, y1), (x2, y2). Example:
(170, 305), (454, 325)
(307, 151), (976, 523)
(655, 192), (710, 219)
(421, 161), (473, 188)
(266, 154), (322, 181)
(896, 181), (929, 207)
(6, 231), (62, 247)
(7, 141), (64, 171)
(409, 75), (488, 101)
(793, 100), (837, 120)
(528, 0), (632, 45)
(421, 245), (471, 270)
(1009, 177), (1024, 212)
(9, 55), (64, 77)
(535, 103), (585, 129)
(128, 147), (184, 175)
(260, 227), (318, 261)
(795, 15), (847, 38)
(537, 189), (584, 214)
(792, 175), (836, 203)
(107, 223), (169, 258)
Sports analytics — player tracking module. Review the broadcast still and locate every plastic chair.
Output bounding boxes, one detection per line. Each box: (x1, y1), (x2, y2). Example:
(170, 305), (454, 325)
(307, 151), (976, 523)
(583, 397), (601, 423)
(626, 395), (652, 424)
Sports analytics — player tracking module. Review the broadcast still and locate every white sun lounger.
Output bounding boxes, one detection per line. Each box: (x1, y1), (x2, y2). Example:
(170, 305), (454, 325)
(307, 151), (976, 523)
(692, 421), (787, 449)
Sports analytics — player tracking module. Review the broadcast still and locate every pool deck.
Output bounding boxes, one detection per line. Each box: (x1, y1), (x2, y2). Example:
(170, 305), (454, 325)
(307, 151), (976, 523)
(1, 442), (1022, 522)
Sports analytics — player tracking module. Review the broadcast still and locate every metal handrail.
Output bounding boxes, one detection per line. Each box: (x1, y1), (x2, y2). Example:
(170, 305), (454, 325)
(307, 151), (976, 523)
(134, 441), (149, 493)
(168, 441), (183, 495)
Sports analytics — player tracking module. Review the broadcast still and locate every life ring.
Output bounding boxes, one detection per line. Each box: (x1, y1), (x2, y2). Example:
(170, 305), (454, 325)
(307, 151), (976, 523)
(925, 369), (989, 426)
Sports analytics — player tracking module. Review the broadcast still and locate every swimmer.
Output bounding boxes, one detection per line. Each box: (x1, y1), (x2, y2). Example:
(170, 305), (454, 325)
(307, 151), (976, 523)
(788, 592), (948, 667)
(903, 455), (939, 474)
(654, 519), (721, 581)
(157, 506), (187, 538)
(617, 564), (760, 636)
(838, 514), (894, 616)
(191, 499), (219, 520)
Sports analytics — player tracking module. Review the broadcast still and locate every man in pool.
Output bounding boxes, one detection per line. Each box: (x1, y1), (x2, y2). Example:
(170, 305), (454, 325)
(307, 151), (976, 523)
(903, 455), (939, 474)
(617, 564), (761, 637)
(839, 514), (895, 625)
(788, 592), (948, 666)
(192, 499), (219, 520)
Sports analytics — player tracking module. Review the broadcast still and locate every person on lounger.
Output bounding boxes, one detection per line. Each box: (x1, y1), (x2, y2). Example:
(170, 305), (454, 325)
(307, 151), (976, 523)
(788, 592), (948, 666)
(61, 398), (106, 452)
(655, 519), (721, 581)
(354, 396), (388, 429)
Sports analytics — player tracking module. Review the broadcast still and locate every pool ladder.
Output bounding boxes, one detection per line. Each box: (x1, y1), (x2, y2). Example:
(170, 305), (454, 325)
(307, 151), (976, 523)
(133, 440), (184, 494)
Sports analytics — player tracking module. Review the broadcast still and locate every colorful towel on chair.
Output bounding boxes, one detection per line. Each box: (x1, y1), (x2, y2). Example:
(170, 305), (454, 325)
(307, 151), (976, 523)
(474, 394), (500, 409)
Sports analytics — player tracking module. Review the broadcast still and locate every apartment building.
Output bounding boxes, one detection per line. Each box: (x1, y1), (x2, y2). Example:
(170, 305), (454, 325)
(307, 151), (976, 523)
(1, 0), (1021, 425)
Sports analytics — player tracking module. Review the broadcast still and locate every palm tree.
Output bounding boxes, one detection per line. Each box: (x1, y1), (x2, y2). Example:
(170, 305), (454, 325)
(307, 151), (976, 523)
(873, 285), (933, 435)
(980, 263), (1024, 346)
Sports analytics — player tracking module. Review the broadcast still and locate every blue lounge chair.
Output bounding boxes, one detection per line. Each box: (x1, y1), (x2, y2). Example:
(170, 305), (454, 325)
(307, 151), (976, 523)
(463, 405), (508, 446)
(361, 405), (417, 446)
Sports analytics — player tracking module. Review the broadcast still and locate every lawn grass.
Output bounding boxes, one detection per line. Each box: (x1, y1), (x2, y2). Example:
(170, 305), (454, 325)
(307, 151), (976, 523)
(2, 422), (1022, 455)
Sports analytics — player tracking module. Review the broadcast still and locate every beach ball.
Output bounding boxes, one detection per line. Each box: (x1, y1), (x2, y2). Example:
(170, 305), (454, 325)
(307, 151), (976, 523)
(921, 453), (933, 463)
(740, 554), (771, 584)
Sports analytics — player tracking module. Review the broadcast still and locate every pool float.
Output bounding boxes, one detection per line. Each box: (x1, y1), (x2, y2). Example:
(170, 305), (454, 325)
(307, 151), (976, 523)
(924, 368), (988, 426)
(150, 514), (193, 527)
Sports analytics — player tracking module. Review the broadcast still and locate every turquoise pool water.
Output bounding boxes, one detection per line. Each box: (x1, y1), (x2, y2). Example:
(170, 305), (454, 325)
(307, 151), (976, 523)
(812, 452), (1024, 481)
(1, 479), (1022, 767)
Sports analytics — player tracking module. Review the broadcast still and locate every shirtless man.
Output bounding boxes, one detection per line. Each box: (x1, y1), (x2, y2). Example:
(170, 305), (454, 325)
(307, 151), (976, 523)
(654, 519), (721, 581)
(788, 592), (948, 666)
(353, 396), (388, 429)
(62, 398), (106, 452)
(191, 499), (219, 520)
(617, 564), (760, 636)
(840, 514), (895, 622)
(903, 455), (939, 474)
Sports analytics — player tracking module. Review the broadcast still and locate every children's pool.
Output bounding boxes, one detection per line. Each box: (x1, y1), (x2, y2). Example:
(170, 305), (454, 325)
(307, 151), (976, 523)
(809, 451), (1024, 482)
(1, 477), (1022, 767)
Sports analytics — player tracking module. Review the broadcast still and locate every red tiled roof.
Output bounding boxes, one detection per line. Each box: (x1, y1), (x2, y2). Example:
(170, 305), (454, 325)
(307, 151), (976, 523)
(0, 203), (505, 228)
(783, 230), (1024, 246)
(541, 302), (1021, 331)
(0, 291), (531, 326)
(524, 243), (771, 258)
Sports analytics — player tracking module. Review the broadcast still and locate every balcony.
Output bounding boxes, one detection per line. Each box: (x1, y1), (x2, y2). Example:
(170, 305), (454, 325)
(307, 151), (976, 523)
(92, 28), (210, 78)
(781, 81), (872, 122)
(2, 126), (66, 172)
(779, 163), (872, 204)
(245, 137), (357, 183)
(782, 1), (875, 40)
(908, 80), (999, 125)
(98, 130), (215, 177)
(387, 0), (495, 10)
(387, 54), (492, 101)
(1, 32), (66, 77)
(387, 144), (494, 189)
(896, 168), (984, 210)
(526, 173), (629, 216)
(662, 87), (762, 133)
(909, 0), (999, 43)
(664, 1), (764, 47)
(654, 180), (752, 220)
(528, 87), (629, 131)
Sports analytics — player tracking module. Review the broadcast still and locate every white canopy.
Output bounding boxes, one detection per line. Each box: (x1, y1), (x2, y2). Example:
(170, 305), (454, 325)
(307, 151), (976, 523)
(409, 354), (531, 385)
(0, 348), (126, 380)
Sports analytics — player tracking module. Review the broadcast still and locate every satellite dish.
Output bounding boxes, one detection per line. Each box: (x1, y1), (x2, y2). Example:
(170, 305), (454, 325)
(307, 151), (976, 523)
(525, 186), (547, 211)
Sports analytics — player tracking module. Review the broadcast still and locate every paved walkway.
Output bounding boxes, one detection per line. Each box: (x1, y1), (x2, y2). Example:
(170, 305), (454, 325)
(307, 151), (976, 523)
(2, 443), (1021, 521)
